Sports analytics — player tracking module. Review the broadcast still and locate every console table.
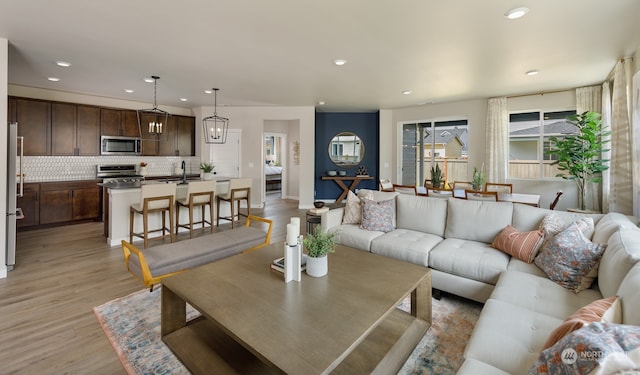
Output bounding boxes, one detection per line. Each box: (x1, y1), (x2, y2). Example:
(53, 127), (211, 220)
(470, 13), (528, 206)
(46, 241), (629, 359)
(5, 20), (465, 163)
(321, 175), (374, 204)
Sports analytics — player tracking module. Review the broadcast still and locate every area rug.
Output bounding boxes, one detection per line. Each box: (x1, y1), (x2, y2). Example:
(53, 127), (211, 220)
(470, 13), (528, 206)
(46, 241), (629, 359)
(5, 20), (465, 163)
(94, 288), (482, 375)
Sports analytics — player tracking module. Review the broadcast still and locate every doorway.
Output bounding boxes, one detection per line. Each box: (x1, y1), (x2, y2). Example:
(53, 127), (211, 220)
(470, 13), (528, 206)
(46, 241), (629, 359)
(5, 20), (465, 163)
(210, 129), (241, 178)
(263, 132), (287, 201)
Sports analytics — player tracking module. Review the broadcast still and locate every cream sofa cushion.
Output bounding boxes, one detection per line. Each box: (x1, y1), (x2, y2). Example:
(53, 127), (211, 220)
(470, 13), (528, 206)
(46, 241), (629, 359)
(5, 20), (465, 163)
(617, 262), (640, 325)
(512, 203), (603, 233)
(592, 212), (637, 244)
(598, 226), (640, 298)
(463, 299), (561, 374)
(395, 194), (448, 237)
(429, 238), (509, 285)
(445, 198), (513, 243)
(490, 270), (602, 319)
(370, 229), (442, 267)
(326, 224), (382, 252)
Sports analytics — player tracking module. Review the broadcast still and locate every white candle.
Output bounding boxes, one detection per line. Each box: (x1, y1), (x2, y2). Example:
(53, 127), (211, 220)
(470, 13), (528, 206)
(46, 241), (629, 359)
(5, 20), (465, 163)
(290, 217), (300, 229)
(287, 223), (298, 245)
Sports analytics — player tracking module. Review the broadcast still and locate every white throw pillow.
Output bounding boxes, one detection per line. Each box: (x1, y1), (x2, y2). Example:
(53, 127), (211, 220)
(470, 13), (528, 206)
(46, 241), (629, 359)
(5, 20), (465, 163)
(342, 190), (373, 224)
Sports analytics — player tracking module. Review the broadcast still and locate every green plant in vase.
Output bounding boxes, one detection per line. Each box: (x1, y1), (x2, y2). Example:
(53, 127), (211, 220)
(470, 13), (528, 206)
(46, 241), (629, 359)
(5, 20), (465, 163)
(546, 111), (610, 211)
(430, 164), (443, 188)
(199, 162), (214, 173)
(471, 165), (486, 191)
(303, 227), (338, 258)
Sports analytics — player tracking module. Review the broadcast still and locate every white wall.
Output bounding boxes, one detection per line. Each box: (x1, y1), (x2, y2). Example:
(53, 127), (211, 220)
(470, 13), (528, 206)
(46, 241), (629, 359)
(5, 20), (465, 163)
(1, 38), (8, 278)
(195, 106), (315, 209)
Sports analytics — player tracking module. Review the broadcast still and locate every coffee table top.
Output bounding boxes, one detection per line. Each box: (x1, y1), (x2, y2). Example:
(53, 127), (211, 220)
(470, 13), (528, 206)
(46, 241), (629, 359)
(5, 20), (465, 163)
(162, 242), (430, 374)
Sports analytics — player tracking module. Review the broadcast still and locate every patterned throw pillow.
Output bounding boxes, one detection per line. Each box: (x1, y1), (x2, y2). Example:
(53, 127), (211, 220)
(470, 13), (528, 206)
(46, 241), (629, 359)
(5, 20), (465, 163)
(534, 222), (607, 293)
(542, 296), (622, 349)
(492, 225), (544, 263)
(360, 198), (395, 232)
(529, 323), (640, 375)
(342, 190), (373, 224)
(539, 213), (595, 240)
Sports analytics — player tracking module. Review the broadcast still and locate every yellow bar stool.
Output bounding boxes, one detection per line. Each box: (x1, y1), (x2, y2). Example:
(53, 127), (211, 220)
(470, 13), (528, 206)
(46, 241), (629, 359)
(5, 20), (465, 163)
(176, 180), (216, 238)
(216, 178), (251, 228)
(129, 183), (177, 249)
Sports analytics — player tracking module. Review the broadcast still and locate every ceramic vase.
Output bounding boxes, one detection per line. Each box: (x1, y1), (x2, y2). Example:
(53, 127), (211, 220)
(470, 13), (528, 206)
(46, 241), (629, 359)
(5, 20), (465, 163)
(202, 172), (212, 180)
(306, 255), (328, 277)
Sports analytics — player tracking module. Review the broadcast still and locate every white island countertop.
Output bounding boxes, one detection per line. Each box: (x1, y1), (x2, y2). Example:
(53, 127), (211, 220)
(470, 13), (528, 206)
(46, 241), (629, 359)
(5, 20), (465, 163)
(104, 177), (232, 247)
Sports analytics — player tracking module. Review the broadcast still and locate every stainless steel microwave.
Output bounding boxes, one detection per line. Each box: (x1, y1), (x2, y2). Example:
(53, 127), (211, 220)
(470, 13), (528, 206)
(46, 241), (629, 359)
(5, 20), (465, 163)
(100, 136), (142, 155)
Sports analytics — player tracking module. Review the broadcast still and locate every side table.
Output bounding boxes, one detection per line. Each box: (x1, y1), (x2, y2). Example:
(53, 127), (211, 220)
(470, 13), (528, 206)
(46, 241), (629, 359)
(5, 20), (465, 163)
(321, 175), (374, 205)
(306, 211), (322, 234)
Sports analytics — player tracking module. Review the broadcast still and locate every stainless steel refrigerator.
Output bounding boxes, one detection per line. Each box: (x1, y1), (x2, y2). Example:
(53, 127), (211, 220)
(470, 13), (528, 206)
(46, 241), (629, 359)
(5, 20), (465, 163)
(6, 122), (23, 270)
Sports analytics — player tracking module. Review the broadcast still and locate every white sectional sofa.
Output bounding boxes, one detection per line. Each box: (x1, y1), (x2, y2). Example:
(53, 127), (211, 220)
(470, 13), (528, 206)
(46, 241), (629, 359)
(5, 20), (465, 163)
(321, 190), (640, 374)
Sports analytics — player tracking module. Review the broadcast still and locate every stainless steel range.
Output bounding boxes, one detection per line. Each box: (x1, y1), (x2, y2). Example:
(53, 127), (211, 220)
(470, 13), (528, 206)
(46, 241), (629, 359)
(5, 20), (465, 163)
(97, 164), (144, 187)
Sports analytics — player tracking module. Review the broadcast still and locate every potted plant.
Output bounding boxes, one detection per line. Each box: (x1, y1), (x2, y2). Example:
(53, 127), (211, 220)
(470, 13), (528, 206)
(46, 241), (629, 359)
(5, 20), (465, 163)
(471, 165), (486, 191)
(430, 164), (443, 188)
(199, 162), (215, 180)
(546, 111), (610, 211)
(303, 227), (338, 277)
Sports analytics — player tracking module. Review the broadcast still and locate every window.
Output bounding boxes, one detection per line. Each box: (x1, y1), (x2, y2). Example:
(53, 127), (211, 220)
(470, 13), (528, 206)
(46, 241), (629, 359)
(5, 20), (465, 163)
(401, 119), (468, 186)
(508, 110), (576, 179)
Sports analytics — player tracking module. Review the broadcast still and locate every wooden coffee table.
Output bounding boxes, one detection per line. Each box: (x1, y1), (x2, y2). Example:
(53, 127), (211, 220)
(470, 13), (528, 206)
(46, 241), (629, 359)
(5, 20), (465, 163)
(161, 243), (431, 374)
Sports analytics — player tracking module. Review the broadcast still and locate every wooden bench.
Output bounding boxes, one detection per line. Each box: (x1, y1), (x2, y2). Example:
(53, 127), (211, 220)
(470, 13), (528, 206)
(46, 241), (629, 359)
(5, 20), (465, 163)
(121, 215), (273, 290)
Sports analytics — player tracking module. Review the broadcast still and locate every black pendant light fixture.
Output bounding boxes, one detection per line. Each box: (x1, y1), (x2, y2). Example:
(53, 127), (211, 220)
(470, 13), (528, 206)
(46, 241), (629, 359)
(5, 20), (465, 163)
(137, 75), (170, 139)
(203, 88), (229, 144)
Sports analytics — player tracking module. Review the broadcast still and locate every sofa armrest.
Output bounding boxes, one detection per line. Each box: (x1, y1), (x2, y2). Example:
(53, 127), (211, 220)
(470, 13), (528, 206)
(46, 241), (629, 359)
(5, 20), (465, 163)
(321, 207), (344, 231)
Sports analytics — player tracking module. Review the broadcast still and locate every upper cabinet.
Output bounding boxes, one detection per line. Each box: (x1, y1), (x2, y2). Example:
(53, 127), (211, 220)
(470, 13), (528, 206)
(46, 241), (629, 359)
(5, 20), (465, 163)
(51, 103), (100, 155)
(8, 97), (195, 157)
(14, 97), (51, 156)
(142, 114), (195, 156)
(100, 108), (140, 137)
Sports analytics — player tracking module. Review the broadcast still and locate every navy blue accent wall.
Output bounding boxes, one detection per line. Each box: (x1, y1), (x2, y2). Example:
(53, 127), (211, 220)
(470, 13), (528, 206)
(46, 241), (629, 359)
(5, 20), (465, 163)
(314, 112), (379, 201)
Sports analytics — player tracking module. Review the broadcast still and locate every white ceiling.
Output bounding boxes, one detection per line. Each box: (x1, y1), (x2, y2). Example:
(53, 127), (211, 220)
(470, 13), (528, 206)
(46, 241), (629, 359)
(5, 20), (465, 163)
(1, 1), (639, 112)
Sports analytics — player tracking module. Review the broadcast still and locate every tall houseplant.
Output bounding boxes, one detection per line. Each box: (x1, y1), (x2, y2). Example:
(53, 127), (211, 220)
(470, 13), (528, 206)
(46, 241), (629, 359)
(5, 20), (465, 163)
(546, 111), (610, 211)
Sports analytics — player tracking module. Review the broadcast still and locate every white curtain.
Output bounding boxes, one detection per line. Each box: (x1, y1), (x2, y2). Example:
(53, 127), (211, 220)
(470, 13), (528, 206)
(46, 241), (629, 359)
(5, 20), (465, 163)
(632, 71), (640, 217)
(485, 97), (508, 183)
(576, 85), (603, 211)
(576, 86), (602, 114)
(607, 60), (633, 215)
(601, 82), (612, 213)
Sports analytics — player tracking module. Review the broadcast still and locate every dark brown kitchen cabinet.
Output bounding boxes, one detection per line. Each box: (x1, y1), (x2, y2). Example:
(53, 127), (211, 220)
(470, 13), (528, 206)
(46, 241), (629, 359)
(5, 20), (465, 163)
(100, 108), (140, 137)
(8, 97), (17, 123)
(144, 115), (195, 156)
(17, 183), (40, 228)
(15, 98), (51, 156)
(39, 181), (101, 225)
(175, 115), (195, 156)
(51, 103), (100, 156)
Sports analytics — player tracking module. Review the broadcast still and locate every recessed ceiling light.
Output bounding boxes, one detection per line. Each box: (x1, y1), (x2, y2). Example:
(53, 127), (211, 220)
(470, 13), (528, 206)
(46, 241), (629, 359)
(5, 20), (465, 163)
(402, 90), (412, 95)
(56, 61), (71, 67)
(180, 98), (188, 102)
(124, 89), (134, 93)
(143, 77), (155, 83)
(204, 90), (213, 94)
(48, 77), (60, 82)
(333, 59), (347, 66)
(526, 70), (539, 76)
(318, 101), (325, 106)
(504, 7), (529, 19)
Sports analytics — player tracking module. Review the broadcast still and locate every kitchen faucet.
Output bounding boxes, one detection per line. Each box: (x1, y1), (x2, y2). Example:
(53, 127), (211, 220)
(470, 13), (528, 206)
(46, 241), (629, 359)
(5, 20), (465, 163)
(181, 160), (186, 183)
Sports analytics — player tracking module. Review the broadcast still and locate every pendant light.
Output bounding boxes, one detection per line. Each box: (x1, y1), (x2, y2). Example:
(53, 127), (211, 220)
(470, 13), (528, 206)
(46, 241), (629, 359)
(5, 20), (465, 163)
(203, 88), (229, 144)
(137, 75), (170, 139)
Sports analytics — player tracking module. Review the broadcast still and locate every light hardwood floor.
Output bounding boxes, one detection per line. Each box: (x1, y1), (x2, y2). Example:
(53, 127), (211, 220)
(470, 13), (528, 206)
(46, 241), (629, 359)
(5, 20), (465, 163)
(0, 195), (307, 374)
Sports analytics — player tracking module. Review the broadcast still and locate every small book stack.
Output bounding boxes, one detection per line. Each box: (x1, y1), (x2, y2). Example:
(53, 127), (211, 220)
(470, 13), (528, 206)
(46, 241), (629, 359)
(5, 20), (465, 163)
(309, 207), (329, 214)
(270, 256), (307, 273)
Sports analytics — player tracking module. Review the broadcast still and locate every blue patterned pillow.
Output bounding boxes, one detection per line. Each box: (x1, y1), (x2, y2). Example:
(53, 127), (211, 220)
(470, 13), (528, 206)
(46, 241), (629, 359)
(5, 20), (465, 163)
(529, 323), (640, 375)
(534, 222), (607, 293)
(360, 198), (395, 232)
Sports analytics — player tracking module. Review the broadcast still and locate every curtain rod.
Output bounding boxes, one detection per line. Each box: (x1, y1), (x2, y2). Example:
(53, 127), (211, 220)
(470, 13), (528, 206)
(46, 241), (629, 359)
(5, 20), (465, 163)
(506, 88), (575, 99)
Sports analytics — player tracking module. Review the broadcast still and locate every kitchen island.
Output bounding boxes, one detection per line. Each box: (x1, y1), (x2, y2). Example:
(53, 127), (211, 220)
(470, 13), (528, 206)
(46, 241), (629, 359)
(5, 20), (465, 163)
(103, 177), (231, 247)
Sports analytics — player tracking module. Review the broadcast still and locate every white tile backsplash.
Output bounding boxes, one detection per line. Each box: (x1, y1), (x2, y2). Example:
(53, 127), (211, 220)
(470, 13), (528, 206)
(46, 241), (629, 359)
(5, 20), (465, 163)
(18, 156), (201, 182)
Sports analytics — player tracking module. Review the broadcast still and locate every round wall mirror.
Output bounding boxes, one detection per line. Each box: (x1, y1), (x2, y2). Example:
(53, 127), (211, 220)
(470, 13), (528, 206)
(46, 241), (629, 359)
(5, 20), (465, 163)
(328, 132), (364, 168)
